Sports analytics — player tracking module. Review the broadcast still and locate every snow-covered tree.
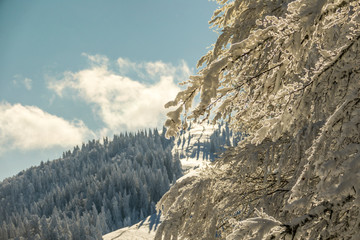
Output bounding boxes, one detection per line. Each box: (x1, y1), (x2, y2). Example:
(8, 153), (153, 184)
(0, 129), (182, 239)
(158, 0), (360, 239)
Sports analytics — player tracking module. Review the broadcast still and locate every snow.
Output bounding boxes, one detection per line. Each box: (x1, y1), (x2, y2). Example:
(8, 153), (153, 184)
(155, 0), (360, 239)
(112, 1), (360, 238)
(102, 124), (214, 240)
(173, 123), (215, 160)
(180, 157), (208, 174)
(102, 212), (162, 240)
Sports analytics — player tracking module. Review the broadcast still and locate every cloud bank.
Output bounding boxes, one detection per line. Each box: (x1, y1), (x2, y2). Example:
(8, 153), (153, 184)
(0, 102), (93, 152)
(49, 54), (191, 135)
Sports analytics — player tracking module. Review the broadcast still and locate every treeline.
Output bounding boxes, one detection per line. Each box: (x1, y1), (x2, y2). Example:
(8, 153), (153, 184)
(0, 129), (181, 240)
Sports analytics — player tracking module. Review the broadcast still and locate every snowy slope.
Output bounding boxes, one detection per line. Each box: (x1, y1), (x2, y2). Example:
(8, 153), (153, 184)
(102, 124), (217, 239)
(174, 122), (215, 173)
(174, 122), (239, 173)
(174, 123), (215, 158)
(102, 212), (162, 240)
(102, 122), (240, 239)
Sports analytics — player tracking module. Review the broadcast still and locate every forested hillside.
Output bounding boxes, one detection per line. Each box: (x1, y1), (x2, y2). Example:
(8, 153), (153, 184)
(0, 129), (181, 240)
(157, 0), (360, 239)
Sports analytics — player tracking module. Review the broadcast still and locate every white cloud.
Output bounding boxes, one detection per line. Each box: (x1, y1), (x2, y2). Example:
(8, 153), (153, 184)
(48, 54), (191, 134)
(82, 53), (109, 67)
(0, 102), (93, 153)
(24, 78), (32, 90)
(117, 57), (138, 75)
(12, 75), (33, 90)
(116, 57), (192, 82)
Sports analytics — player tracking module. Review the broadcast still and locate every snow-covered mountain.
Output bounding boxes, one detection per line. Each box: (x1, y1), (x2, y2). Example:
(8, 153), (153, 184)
(0, 129), (181, 240)
(0, 121), (239, 240)
(108, 0), (360, 239)
(4, 0), (359, 239)
(102, 122), (241, 239)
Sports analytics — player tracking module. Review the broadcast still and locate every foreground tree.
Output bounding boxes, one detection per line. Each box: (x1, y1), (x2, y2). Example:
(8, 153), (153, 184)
(158, 0), (360, 239)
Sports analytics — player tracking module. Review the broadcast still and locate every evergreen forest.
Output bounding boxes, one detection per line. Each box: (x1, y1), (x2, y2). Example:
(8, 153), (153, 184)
(0, 129), (181, 240)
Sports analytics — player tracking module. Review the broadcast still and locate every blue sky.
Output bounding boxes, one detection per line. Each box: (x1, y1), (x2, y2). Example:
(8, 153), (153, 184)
(0, 0), (218, 180)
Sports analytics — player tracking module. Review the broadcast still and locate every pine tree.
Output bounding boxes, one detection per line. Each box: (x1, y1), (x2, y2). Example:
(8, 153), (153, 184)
(0, 222), (8, 240)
